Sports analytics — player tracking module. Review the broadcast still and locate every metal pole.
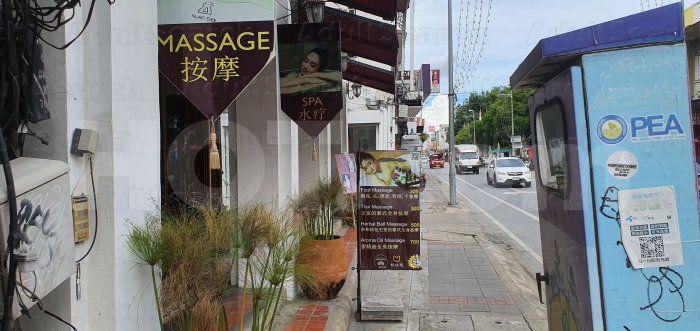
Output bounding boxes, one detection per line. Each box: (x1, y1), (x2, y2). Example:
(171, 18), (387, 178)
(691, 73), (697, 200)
(510, 91), (515, 156)
(448, 0), (457, 206)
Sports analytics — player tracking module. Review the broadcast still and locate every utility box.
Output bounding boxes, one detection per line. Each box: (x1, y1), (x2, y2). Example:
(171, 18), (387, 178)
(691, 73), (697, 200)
(512, 3), (700, 330)
(0, 158), (76, 318)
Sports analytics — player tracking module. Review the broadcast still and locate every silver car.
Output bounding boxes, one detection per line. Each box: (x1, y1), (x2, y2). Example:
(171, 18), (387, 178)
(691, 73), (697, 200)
(487, 157), (532, 188)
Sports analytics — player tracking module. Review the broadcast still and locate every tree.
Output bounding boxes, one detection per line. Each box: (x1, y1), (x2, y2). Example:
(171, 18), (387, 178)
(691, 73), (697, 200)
(454, 86), (534, 149)
(419, 133), (429, 142)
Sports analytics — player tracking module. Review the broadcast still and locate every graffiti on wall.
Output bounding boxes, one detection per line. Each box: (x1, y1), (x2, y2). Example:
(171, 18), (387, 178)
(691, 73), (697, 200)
(599, 186), (686, 323)
(14, 185), (71, 296)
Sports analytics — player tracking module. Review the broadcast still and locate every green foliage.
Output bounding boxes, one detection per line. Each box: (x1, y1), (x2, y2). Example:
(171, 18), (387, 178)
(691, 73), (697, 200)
(127, 206), (237, 331)
(419, 133), (429, 142)
(292, 178), (343, 240)
(454, 86), (535, 149)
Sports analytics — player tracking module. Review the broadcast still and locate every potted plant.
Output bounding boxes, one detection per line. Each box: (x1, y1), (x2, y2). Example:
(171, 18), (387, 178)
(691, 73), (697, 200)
(294, 178), (349, 300)
(126, 205), (235, 331)
(233, 203), (317, 330)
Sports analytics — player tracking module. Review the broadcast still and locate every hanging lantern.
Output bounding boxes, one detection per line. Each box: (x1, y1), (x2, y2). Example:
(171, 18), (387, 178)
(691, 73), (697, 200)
(305, 0), (325, 23)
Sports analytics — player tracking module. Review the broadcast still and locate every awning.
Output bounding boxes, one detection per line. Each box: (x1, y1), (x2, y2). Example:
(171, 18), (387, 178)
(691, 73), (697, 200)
(329, 0), (398, 21)
(345, 60), (395, 94)
(306, 7), (398, 67)
(510, 3), (683, 89)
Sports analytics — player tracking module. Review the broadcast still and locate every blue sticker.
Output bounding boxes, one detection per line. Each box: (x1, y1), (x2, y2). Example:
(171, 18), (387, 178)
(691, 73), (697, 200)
(597, 115), (627, 144)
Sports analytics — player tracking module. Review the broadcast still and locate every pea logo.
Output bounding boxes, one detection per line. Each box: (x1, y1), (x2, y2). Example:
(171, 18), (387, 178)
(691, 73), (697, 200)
(597, 115), (627, 144)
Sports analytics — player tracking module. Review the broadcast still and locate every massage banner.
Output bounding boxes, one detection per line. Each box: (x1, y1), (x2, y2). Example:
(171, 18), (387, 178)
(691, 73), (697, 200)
(278, 22), (343, 137)
(157, 0), (275, 118)
(357, 151), (421, 271)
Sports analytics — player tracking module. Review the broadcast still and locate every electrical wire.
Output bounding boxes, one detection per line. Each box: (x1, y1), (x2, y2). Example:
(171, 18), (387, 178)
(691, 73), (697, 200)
(1, 0), (117, 155)
(76, 154), (97, 264)
(7, 269), (77, 331)
(43, 310), (77, 331)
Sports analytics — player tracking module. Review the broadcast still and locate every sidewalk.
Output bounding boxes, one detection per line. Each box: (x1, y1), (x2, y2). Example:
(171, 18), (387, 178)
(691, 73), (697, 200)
(349, 171), (548, 330)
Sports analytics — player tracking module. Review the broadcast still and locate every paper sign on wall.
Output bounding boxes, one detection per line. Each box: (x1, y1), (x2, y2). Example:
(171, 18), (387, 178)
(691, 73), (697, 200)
(618, 186), (684, 269)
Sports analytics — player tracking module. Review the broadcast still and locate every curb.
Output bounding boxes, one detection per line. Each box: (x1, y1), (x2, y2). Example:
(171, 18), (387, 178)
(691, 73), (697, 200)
(323, 254), (358, 331)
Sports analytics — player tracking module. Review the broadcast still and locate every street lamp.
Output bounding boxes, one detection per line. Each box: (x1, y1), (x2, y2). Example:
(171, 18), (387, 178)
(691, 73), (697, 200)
(305, 0), (325, 23)
(469, 109), (476, 145)
(498, 91), (515, 155)
(346, 82), (362, 99)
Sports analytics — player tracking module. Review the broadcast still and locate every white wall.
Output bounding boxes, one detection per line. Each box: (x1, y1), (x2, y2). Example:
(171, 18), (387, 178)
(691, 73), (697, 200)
(20, 1), (161, 330)
(347, 100), (395, 151)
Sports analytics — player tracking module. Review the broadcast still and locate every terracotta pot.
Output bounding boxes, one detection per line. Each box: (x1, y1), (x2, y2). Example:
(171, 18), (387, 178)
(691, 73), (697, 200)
(296, 237), (348, 300)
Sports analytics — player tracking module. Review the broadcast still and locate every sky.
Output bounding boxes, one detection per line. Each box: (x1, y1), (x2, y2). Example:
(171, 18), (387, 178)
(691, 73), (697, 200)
(412, 0), (684, 129)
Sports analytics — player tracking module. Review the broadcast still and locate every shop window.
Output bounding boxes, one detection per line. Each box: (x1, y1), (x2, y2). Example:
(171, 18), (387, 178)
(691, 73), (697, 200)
(536, 103), (568, 196)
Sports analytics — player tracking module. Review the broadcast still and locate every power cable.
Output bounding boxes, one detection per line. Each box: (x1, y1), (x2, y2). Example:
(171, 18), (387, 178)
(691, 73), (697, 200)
(462, 0), (483, 89)
(465, 0), (492, 87)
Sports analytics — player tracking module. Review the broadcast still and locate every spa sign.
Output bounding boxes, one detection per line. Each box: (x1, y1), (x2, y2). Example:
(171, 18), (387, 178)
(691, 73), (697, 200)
(357, 151), (421, 271)
(277, 22), (343, 137)
(157, 0), (275, 118)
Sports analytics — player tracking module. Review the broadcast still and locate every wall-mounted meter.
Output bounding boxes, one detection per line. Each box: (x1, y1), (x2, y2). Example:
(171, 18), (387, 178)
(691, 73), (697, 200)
(0, 158), (76, 318)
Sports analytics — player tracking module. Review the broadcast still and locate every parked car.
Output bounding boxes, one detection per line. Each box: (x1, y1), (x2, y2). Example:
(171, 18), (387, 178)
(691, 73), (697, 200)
(487, 157), (532, 188)
(429, 153), (445, 168)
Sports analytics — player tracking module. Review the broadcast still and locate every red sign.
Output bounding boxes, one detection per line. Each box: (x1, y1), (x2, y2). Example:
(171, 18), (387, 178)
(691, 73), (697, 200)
(158, 21), (274, 118)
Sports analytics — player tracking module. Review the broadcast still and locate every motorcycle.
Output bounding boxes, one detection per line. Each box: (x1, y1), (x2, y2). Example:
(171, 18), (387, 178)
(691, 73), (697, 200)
(419, 173), (426, 191)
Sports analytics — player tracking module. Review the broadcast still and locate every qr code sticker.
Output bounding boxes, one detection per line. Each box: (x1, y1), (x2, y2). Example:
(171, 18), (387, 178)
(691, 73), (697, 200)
(640, 236), (665, 258)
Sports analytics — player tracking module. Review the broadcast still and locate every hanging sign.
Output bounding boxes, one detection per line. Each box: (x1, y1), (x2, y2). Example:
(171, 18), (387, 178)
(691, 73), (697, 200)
(358, 151), (421, 270)
(278, 22), (343, 137)
(157, 0), (275, 118)
(430, 69), (440, 93)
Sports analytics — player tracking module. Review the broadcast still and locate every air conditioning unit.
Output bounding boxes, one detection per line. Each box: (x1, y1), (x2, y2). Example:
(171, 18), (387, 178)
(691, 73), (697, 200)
(0, 158), (75, 318)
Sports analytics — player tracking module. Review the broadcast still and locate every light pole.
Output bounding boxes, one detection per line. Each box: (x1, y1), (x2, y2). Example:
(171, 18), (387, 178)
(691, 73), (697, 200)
(469, 109), (476, 145)
(498, 91), (515, 155)
(448, 0), (456, 206)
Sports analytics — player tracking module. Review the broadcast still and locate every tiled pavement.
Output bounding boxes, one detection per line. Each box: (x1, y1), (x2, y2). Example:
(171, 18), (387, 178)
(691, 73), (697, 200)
(275, 227), (357, 331)
(284, 304), (330, 331)
(350, 173), (545, 330)
(427, 242), (522, 315)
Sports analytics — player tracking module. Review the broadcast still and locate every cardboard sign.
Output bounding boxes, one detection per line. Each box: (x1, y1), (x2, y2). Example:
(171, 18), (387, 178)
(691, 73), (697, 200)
(335, 154), (358, 195)
(157, 0), (275, 118)
(358, 151), (421, 270)
(278, 22), (343, 137)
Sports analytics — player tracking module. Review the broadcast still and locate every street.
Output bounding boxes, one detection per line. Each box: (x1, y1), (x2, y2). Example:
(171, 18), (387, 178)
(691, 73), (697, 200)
(430, 166), (542, 263)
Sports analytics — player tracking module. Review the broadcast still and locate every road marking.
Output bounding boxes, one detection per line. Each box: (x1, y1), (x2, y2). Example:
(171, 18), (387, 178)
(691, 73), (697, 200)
(439, 169), (540, 222)
(433, 173), (543, 264)
(501, 191), (538, 195)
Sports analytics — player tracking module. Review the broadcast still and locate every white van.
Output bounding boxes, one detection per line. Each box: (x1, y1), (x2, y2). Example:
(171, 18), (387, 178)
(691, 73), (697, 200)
(454, 144), (480, 174)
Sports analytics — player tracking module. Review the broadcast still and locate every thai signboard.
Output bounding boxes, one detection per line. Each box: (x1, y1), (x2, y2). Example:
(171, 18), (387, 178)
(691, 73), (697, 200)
(430, 69), (440, 93)
(157, 0), (275, 118)
(335, 154), (358, 195)
(357, 151), (421, 270)
(278, 22), (343, 137)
